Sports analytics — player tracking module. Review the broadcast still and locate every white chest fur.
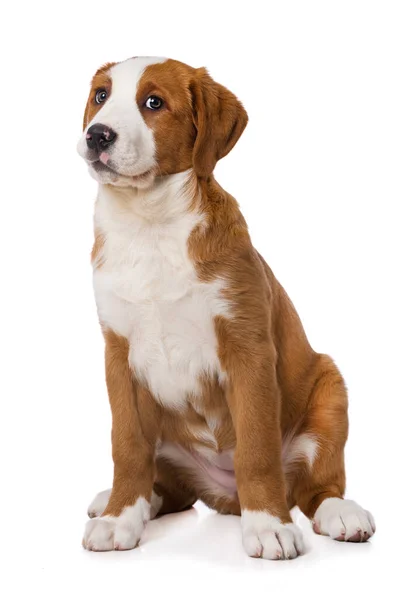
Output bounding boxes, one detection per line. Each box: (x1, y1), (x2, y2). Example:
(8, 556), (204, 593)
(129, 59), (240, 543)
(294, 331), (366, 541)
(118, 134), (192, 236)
(93, 173), (229, 410)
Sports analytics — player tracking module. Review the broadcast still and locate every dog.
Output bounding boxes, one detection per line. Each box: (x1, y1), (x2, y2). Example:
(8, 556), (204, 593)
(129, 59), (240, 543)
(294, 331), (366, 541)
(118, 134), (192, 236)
(77, 56), (375, 559)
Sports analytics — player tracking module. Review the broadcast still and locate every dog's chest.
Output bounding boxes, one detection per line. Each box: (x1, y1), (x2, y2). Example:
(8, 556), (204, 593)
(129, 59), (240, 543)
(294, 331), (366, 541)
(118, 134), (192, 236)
(93, 213), (229, 410)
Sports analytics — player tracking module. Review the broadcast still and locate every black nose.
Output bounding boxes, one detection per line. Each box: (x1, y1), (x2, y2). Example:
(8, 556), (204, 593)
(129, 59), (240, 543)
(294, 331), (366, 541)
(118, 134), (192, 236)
(86, 124), (117, 153)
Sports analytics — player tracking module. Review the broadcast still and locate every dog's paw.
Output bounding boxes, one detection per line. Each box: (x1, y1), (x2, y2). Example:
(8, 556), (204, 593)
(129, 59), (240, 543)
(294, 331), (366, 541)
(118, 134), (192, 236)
(241, 510), (304, 560)
(313, 498), (376, 542)
(82, 497), (150, 551)
(87, 488), (111, 518)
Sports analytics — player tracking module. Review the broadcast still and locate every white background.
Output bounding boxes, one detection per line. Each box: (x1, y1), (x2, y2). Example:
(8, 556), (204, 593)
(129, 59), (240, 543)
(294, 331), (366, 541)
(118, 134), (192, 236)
(1, 1), (399, 598)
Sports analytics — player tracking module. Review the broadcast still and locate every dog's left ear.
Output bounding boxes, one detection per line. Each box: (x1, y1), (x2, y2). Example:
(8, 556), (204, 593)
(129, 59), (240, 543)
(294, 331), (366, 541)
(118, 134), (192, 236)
(190, 68), (248, 178)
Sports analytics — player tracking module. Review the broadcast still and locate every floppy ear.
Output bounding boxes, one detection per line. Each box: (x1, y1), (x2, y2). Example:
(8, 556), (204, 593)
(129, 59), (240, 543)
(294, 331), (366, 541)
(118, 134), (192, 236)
(190, 68), (248, 178)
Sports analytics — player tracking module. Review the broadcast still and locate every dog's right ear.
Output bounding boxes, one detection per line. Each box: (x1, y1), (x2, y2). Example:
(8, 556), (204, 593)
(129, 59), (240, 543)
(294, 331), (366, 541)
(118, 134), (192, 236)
(190, 68), (248, 178)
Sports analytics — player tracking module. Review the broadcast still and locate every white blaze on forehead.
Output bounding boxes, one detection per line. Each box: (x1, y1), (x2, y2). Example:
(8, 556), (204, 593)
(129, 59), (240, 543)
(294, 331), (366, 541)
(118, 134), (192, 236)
(108, 57), (167, 100)
(95, 56), (167, 131)
(81, 56), (167, 180)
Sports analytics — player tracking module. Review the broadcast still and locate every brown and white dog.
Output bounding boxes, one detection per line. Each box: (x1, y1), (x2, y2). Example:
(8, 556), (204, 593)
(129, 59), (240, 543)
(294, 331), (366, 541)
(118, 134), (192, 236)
(77, 57), (375, 559)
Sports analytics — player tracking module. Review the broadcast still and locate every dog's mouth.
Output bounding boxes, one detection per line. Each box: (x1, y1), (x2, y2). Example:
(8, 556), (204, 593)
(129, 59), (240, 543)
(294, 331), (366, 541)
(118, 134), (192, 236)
(89, 160), (154, 183)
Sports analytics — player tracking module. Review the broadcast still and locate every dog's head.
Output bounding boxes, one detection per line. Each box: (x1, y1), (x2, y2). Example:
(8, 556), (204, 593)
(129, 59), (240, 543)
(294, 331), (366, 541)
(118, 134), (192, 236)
(77, 57), (248, 188)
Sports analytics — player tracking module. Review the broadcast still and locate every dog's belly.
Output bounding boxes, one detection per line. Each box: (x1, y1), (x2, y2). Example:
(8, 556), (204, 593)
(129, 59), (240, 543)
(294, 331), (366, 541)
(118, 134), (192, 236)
(93, 240), (230, 410)
(159, 442), (237, 496)
(158, 431), (321, 501)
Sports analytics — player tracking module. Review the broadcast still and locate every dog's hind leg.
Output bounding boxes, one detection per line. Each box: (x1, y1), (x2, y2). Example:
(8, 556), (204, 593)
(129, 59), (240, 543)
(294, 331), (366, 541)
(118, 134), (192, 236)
(153, 457), (197, 516)
(288, 354), (376, 542)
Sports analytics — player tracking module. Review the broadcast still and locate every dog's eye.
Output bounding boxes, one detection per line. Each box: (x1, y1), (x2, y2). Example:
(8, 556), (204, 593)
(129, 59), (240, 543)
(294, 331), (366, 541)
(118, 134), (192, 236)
(145, 96), (163, 110)
(95, 89), (107, 104)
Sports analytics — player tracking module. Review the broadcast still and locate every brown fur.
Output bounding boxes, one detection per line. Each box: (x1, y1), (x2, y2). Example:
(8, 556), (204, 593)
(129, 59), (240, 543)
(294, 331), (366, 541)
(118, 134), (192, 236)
(101, 330), (161, 516)
(82, 62), (116, 130)
(136, 60), (196, 176)
(135, 60), (247, 178)
(88, 59), (349, 525)
(91, 229), (105, 267)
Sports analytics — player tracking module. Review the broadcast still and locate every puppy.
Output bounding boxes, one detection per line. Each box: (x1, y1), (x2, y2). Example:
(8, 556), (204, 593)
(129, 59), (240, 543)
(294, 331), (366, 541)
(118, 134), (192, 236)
(77, 57), (375, 559)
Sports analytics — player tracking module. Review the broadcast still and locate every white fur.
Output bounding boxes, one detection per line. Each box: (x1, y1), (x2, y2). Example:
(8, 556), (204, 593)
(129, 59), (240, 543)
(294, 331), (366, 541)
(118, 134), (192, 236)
(313, 498), (376, 541)
(282, 432), (319, 472)
(241, 510), (304, 560)
(150, 491), (163, 519)
(191, 425), (219, 448)
(87, 488), (111, 518)
(87, 489), (163, 521)
(190, 399), (222, 434)
(158, 442), (237, 497)
(193, 445), (235, 467)
(93, 171), (230, 410)
(83, 496), (150, 551)
(77, 57), (166, 186)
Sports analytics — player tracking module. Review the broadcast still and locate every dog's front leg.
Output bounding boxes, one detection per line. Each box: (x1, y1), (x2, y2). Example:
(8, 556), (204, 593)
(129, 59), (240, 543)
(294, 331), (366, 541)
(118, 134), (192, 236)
(83, 330), (159, 552)
(222, 333), (304, 560)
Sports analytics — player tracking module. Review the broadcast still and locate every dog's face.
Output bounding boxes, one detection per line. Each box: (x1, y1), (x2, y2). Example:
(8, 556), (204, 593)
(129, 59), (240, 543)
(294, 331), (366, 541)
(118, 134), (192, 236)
(77, 57), (248, 188)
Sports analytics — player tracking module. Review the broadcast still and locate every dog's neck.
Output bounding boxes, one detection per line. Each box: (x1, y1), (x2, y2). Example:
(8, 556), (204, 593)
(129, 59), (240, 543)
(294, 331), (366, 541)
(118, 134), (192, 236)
(94, 170), (249, 266)
(96, 169), (199, 225)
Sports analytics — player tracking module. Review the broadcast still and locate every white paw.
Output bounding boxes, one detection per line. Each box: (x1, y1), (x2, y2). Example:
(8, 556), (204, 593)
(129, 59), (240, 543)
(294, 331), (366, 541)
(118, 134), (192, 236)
(87, 488), (111, 518)
(82, 497), (150, 551)
(313, 498), (376, 542)
(242, 510), (304, 560)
